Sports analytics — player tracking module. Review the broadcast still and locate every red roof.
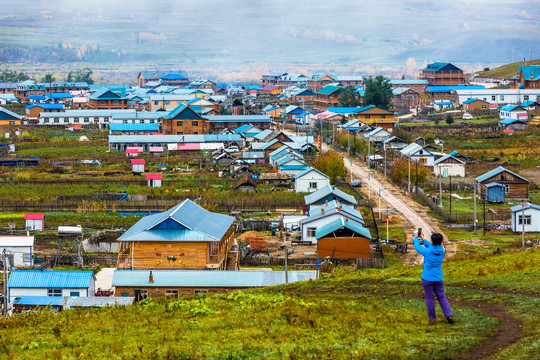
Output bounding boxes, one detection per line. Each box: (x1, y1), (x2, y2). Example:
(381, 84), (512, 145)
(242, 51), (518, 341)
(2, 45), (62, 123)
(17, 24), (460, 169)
(126, 147), (144, 154)
(146, 173), (163, 180)
(130, 159), (146, 165)
(149, 146), (164, 152)
(24, 213), (44, 220)
(177, 143), (200, 150)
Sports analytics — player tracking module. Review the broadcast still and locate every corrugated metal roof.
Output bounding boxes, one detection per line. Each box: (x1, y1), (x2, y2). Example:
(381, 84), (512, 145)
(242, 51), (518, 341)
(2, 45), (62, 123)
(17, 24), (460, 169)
(109, 134), (241, 144)
(315, 217), (371, 239)
(304, 185), (357, 205)
(317, 85), (342, 95)
(253, 129), (273, 140)
(433, 154), (465, 165)
(65, 297), (134, 307)
(0, 236), (34, 247)
(8, 270), (94, 289)
(26, 103), (64, 110)
(40, 109), (130, 118)
(499, 118), (526, 125)
(475, 166), (529, 183)
(109, 123), (160, 132)
(280, 164), (309, 170)
(390, 79), (429, 85)
(294, 167), (329, 180)
(510, 202), (540, 212)
(117, 199), (235, 242)
(12, 296), (64, 306)
(206, 115), (271, 123)
(112, 270), (317, 288)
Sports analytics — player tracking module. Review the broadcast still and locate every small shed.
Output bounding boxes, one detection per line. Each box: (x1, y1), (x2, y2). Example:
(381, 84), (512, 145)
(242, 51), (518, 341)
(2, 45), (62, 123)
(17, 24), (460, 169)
(149, 146), (164, 157)
(126, 147), (144, 157)
(510, 203), (540, 233)
(433, 154), (465, 177)
(130, 159), (145, 173)
(476, 166), (530, 201)
(235, 178), (257, 193)
(24, 213), (44, 231)
(485, 182), (505, 203)
(146, 173), (162, 187)
(294, 168), (330, 193)
(316, 217), (372, 259)
(0, 236), (34, 267)
(12, 296), (64, 313)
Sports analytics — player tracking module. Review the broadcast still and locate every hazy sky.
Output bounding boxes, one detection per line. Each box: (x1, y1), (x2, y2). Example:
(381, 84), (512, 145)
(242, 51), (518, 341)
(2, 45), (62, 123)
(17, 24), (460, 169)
(1, 0), (538, 80)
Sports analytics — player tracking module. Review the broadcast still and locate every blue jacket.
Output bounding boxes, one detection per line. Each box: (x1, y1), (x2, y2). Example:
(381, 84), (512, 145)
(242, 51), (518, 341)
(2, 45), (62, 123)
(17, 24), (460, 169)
(413, 236), (445, 282)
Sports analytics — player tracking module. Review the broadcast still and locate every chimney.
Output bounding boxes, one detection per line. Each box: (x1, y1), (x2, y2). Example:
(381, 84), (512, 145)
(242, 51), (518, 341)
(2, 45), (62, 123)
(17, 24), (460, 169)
(149, 271), (154, 284)
(326, 200), (328, 206)
(321, 208), (325, 215)
(345, 216), (348, 222)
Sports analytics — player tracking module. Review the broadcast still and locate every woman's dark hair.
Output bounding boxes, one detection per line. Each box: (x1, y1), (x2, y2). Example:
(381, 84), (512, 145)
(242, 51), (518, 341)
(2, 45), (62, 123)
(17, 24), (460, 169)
(431, 233), (443, 246)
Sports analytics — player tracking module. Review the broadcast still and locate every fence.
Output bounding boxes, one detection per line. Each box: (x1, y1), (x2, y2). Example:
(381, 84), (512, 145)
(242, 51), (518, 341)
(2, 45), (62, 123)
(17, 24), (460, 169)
(447, 211), (511, 223)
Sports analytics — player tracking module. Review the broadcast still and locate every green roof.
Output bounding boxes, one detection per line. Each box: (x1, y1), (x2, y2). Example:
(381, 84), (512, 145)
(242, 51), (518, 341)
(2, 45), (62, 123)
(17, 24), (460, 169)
(317, 85), (342, 95)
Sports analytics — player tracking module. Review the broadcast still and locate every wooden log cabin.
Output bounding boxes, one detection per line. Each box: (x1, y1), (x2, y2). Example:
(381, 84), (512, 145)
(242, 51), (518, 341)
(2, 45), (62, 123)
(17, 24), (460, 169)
(475, 166), (530, 201)
(116, 199), (238, 271)
(316, 217), (372, 259)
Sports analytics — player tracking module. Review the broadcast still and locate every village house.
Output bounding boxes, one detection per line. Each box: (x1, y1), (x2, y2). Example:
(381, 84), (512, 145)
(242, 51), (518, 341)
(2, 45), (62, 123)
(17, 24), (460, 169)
(510, 65), (540, 89)
(25, 103), (64, 119)
(277, 157), (309, 176)
(314, 85), (343, 112)
(190, 79), (216, 89)
(24, 213), (44, 231)
(383, 136), (408, 150)
(146, 174), (162, 187)
(186, 97), (221, 113)
(498, 118), (528, 131)
(205, 115), (272, 134)
(161, 104), (207, 135)
(259, 85), (283, 96)
(131, 159), (145, 173)
(38, 109), (130, 129)
(476, 167), (530, 201)
(149, 94), (197, 111)
(116, 199), (238, 271)
(0, 236), (34, 267)
(352, 105), (396, 131)
(290, 88), (315, 103)
(510, 203), (540, 233)
(87, 88), (129, 109)
(7, 270), (95, 302)
(137, 70), (189, 87)
(316, 217), (371, 259)
(462, 98), (491, 114)
(0, 106), (22, 126)
(499, 104), (528, 120)
(433, 154), (465, 177)
(390, 79), (429, 91)
(307, 74), (337, 92)
(14, 80), (88, 102)
(400, 143), (436, 166)
(456, 89), (540, 105)
(0, 83), (17, 95)
(235, 177), (258, 193)
(392, 87), (420, 101)
(112, 270), (317, 299)
(304, 185), (358, 207)
(108, 134), (242, 153)
(294, 167), (330, 193)
(419, 62), (468, 86)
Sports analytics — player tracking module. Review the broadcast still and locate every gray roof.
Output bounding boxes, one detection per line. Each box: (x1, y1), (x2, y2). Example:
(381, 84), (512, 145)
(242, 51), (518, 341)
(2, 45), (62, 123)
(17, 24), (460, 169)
(117, 199), (235, 242)
(475, 166), (530, 183)
(112, 270), (318, 288)
(65, 297), (134, 307)
(510, 203), (540, 212)
(433, 154), (465, 165)
(109, 134), (242, 144)
(205, 115), (271, 123)
(304, 185), (357, 205)
(40, 109), (130, 118)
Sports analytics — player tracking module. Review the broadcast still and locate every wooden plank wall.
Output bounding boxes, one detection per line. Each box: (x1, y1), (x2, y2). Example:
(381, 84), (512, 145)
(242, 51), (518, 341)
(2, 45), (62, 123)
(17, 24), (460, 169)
(128, 241), (208, 270)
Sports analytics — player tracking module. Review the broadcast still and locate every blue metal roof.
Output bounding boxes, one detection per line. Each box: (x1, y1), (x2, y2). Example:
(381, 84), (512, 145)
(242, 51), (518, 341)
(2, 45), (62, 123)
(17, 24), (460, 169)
(434, 101), (453, 105)
(510, 202), (540, 212)
(117, 199), (235, 242)
(8, 270), (94, 289)
(315, 217), (371, 239)
(485, 182), (503, 188)
(279, 164), (309, 170)
(87, 88), (125, 100)
(308, 200), (360, 218)
(0, 106), (22, 120)
(462, 98), (486, 104)
(328, 107), (361, 114)
(499, 118), (526, 125)
(304, 185), (357, 205)
(26, 103), (64, 110)
(500, 104), (521, 112)
(109, 123), (160, 132)
(206, 115), (271, 123)
(475, 166), (530, 183)
(253, 129), (273, 140)
(390, 79), (429, 85)
(424, 85), (485, 93)
(518, 65), (540, 81)
(12, 296), (64, 306)
(109, 134), (241, 144)
(433, 154), (464, 165)
(112, 270), (317, 288)
(520, 100), (538, 107)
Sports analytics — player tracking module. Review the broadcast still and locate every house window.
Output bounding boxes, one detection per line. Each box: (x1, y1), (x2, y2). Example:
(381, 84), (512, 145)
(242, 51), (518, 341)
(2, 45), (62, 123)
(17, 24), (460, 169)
(177, 132), (183, 135)
(70, 291), (80, 297)
(481, 105), (487, 109)
(95, 117), (99, 122)
(177, 121), (183, 127)
(44, 119), (49, 123)
(500, 95), (504, 101)
(84, 117), (89, 123)
(194, 290), (208, 295)
(164, 101), (170, 105)
(150, 119), (155, 123)
(99, 100), (105, 104)
(365, 115), (371, 119)
(309, 182), (318, 190)
(123, 120), (128, 124)
(54, 118), (59, 123)
(502, 185), (509, 194)
(192, 121), (198, 127)
(48, 289), (62, 296)
(524, 95), (529, 101)
(166, 290), (179, 298)
(9, 121), (14, 125)
(63, 119), (68, 123)
(307, 228), (316, 238)
(134, 289), (148, 302)
(22, 254), (31, 262)
(74, 117), (79, 123)
(492, 95), (496, 101)
(518, 215), (531, 225)
(381, 115), (386, 119)
(114, 100), (119, 105)
(154, 101), (159, 105)
(193, 132), (198, 135)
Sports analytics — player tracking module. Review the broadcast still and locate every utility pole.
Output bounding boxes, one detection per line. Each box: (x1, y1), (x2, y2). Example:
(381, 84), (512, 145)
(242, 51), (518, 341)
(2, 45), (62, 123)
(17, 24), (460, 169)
(2, 249), (8, 316)
(386, 207), (396, 244)
(347, 129), (350, 156)
(439, 168), (443, 208)
(449, 175), (452, 215)
(474, 184), (477, 234)
(408, 155), (411, 193)
(384, 143), (387, 178)
(522, 201), (526, 251)
(284, 245), (288, 284)
(483, 198), (486, 236)
(415, 159), (418, 194)
(368, 138), (371, 168)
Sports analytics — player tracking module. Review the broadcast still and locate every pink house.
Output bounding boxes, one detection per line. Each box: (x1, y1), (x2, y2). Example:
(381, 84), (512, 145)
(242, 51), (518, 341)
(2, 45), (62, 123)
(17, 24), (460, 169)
(130, 159), (145, 173)
(146, 173), (163, 187)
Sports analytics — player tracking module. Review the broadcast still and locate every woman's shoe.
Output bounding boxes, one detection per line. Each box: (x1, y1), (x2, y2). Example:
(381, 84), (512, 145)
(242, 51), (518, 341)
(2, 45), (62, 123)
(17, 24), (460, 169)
(447, 316), (454, 324)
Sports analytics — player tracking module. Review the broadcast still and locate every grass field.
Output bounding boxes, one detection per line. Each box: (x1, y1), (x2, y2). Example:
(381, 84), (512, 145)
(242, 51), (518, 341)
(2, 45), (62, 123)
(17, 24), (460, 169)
(0, 249), (537, 359)
(476, 59), (540, 78)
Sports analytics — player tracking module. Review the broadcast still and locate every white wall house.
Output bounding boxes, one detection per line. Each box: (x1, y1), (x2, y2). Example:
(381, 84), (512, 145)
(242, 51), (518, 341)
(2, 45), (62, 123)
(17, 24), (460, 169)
(8, 270), (95, 302)
(0, 236), (34, 268)
(294, 168), (330, 193)
(433, 155), (465, 177)
(38, 109), (134, 128)
(400, 143), (436, 167)
(511, 203), (540, 233)
(498, 105), (528, 120)
(456, 89), (540, 105)
(24, 213), (44, 231)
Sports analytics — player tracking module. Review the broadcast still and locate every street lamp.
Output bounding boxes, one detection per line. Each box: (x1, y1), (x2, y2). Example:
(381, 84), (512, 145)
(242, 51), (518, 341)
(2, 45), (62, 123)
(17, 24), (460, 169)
(386, 207), (396, 244)
(350, 157), (358, 184)
(378, 187), (388, 224)
(367, 171), (376, 206)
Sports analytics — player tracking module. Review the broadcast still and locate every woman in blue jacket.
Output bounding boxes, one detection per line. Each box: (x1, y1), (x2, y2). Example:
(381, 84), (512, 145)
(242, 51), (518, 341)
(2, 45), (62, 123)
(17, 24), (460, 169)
(414, 231), (454, 324)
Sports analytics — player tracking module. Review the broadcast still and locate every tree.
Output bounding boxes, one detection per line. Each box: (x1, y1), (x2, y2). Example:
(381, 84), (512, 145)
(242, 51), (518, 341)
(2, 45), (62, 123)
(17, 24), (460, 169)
(363, 75), (393, 110)
(337, 85), (361, 107)
(445, 114), (454, 125)
(389, 158), (428, 184)
(0, 70), (29, 83)
(41, 73), (55, 83)
(311, 150), (346, 184)
(66, 67), (94, 84)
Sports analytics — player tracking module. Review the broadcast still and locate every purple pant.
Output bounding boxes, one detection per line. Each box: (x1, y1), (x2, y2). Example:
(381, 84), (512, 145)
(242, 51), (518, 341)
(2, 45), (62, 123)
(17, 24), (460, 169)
(422, 279), (453, 321)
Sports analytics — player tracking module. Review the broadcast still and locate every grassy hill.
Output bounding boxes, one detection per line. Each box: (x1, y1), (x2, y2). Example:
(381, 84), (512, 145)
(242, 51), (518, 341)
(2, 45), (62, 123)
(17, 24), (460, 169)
(477, 59), (540, 78)
(0, 248), (538, 359)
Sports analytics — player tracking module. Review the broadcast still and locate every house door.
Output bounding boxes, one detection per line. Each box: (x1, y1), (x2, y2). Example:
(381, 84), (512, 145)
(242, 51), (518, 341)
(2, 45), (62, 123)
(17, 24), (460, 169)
(443, 168), (448, 178)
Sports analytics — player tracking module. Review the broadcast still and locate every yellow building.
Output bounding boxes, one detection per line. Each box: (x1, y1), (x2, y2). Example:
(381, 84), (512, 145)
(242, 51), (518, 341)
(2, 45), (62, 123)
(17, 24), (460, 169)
(149, 95), (198, 111)
(353, 106), (395, 131)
